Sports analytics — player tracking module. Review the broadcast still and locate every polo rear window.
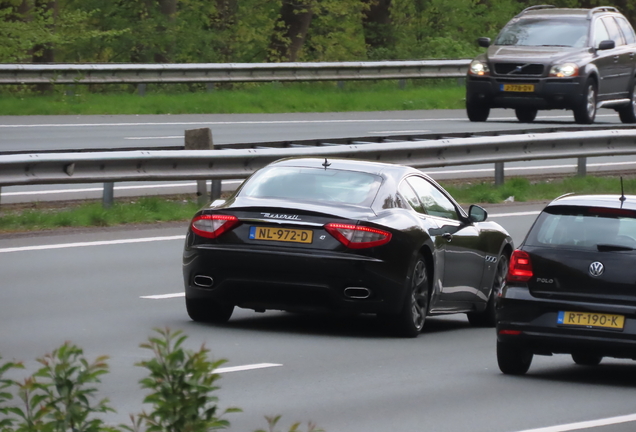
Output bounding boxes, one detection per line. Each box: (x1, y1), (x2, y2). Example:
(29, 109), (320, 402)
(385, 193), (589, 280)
(526, 205), (636, 249)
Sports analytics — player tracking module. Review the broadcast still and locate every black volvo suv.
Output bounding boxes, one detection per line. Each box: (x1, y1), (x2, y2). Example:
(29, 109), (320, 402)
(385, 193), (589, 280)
(466, 6), (636, 124)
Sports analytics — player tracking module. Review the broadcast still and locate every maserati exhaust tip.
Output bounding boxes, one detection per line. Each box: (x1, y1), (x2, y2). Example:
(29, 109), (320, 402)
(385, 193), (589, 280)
(193, 275), (214, 288)
(344, 287), (371, 299)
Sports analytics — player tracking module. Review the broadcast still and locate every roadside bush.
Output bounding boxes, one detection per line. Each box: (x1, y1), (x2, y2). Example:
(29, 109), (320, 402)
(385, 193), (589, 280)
(0, 329), (322, 432)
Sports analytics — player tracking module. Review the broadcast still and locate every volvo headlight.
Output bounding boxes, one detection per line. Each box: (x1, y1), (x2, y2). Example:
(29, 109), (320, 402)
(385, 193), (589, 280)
(469, 60), (490, 76)
(549, 63), (579, 78)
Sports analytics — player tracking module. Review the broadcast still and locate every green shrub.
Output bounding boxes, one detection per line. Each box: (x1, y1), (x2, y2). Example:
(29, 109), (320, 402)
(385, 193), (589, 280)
(127, 328), (240, 432)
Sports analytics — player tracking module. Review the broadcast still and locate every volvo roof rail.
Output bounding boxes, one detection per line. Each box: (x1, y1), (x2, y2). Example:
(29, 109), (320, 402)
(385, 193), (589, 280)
(587, 6), (619, 18)
(516, 5), (555, 17)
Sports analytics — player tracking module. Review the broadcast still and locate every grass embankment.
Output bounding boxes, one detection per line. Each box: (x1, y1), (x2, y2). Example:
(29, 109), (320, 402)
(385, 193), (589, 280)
(0, 81), (465, 115)
(0, 177), (633, 234)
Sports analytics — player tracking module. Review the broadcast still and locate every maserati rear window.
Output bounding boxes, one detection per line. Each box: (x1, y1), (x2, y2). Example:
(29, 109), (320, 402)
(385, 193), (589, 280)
(495, 18), (589, 47)
(240, 166), (382, 206)
(526, 206), (636, 249)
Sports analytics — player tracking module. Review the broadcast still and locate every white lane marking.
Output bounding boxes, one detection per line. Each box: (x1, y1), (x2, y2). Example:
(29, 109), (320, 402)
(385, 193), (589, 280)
(514, 413), (636, 432)
(0, 119), (440, 128)
(125, 136), (183, 140)
(0, 209), (539, 254)
(0, 114), (616, 128)
(369, 130), (431, 134)
(141, 292), (185, 299)
(1, 180), (243, 197)
(215, 363), (282, 374)
(0, 235), (185, 254)
(490, 211), (541, 218)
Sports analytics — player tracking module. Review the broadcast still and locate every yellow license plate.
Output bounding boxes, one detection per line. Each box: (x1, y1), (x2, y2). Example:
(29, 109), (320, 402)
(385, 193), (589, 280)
(501, 84), (535, 92)
(249, 226), (313, 244)
(557, 311), (625, 330)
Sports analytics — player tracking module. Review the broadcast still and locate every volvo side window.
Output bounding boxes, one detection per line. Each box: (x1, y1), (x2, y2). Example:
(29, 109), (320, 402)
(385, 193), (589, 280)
(616, 17), (636, 45)
(602, 17), (624, 46)
(593, 18), (611, 48)
(406, 176), (459, 220)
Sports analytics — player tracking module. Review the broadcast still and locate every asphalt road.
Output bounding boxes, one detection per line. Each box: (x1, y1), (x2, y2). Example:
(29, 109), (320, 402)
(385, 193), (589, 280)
(1, 109), (635, 204)
(2, 204), (636, 432)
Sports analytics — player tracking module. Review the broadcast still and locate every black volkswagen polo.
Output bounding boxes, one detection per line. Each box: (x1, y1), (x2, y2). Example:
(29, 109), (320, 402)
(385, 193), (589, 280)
(497, 194), (636, 374)
(183, 158), (513, 337)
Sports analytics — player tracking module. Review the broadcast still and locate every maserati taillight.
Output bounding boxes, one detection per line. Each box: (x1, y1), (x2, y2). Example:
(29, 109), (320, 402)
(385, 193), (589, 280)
(507, 249), (533, 282)
(324, 223), (392, 249)
(191, 214), (239, 239)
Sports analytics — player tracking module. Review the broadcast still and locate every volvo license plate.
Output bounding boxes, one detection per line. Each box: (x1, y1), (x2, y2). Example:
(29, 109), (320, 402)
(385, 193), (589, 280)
(501, 84), (535, 92)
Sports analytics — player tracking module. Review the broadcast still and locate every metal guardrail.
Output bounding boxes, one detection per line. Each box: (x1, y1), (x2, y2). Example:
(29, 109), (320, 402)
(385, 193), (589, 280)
(1, 129), (635, 189)
(0, 60), (471, 84)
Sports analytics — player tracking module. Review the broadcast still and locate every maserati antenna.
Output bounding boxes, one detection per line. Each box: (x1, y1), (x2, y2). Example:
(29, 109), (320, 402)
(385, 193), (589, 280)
(620, 176), (626, 205)
(322, 158), (331, 170)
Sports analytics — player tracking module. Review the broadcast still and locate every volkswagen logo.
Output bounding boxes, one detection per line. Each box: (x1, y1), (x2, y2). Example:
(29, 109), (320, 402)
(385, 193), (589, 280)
(589, 261), (604, 277)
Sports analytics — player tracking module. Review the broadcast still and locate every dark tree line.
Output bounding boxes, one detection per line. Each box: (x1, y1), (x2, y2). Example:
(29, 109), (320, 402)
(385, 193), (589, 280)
(0, 0), (633, 64)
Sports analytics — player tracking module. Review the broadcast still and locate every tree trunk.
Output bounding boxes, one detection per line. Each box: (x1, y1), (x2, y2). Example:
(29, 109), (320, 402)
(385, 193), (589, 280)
(268, 0), (314, 62)
(362, 0), (394, 57)
(154, 0), (177, 63)
(213, 0), (238, 60)
(32, 0), (57, 93)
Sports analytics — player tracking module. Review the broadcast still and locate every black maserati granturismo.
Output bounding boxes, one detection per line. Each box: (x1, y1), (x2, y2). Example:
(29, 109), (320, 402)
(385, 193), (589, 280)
(183, 157), (513, 337)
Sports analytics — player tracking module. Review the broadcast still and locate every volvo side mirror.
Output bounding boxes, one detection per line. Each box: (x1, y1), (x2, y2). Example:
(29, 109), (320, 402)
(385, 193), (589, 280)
(477, 37), (491, 48)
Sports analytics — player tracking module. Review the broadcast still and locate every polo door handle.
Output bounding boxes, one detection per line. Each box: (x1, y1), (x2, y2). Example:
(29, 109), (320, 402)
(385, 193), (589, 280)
(442, 233), (452, 242)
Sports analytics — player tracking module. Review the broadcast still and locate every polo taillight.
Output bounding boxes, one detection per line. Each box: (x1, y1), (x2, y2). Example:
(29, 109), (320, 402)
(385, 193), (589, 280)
(507, 249), (533, 282)
(191, 215), (239, 239)
(324, 223), (392, 249)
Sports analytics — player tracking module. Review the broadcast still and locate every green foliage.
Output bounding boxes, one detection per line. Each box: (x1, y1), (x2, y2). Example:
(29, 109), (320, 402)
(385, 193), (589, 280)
(0, 357), (24, 431)
(255, 415), (322, 432)
(129, 328), (240, 432)
(2, 343), (114, 432)
(0, 198), (201, 233)
(442, 176), (636, 204)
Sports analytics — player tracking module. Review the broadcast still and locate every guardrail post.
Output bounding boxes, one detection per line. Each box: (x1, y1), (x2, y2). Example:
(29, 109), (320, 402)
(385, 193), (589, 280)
(399, 79), (406, 90)
(103, 182), (114, 208)
(185, 128), (215, 205)
(137, 83), (146, 97)
(206, 83), (215, 93)
(577, 157), (587, 177)
(494, 162), (505, 186)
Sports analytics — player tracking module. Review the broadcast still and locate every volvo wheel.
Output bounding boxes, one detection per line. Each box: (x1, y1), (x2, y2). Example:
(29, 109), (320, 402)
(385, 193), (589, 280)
(515, 108), (538, 123)
(573, 79), (597, 124)
(618, 82), (636, 124)
(466, 100), (490, 122)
